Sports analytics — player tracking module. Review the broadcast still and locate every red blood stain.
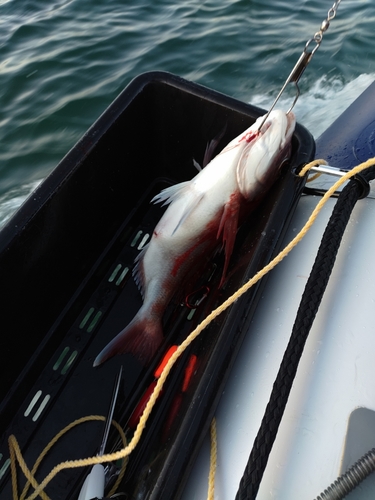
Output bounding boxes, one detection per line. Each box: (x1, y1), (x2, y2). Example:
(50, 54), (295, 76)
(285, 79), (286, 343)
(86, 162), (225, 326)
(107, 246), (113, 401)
(240, 130), (259, 143)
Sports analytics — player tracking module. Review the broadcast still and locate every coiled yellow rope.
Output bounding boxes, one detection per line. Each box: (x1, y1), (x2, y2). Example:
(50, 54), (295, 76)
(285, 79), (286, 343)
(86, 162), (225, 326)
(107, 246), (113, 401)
(8, 157), (375, 500)
(9, 416), (128, 500)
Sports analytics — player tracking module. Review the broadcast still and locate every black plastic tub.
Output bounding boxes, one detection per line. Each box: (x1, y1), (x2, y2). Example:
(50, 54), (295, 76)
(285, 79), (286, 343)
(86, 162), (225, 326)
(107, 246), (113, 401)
(0, 71), (315, 499)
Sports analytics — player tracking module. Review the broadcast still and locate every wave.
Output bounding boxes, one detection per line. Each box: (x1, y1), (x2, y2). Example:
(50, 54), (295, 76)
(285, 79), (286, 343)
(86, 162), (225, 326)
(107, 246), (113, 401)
(0, 73), (374, 230)
(0, 179), (42, 230)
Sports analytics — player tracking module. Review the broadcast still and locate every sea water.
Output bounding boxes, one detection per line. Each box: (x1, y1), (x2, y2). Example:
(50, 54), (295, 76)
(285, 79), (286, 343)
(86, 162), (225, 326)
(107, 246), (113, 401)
(0, 0), (374, 227)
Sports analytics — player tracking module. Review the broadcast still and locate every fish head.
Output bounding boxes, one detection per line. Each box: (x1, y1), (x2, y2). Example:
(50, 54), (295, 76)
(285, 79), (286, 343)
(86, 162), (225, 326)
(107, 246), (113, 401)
(237, 110), (296, 200)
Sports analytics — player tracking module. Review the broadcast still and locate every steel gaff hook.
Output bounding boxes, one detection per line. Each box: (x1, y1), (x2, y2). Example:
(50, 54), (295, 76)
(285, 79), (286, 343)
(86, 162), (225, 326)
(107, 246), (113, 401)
(256, 40), (318, 132)
(257, 0), (341, 132)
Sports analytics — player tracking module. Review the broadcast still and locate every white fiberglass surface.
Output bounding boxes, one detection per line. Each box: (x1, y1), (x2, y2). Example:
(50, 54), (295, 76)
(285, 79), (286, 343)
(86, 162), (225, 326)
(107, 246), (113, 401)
(182, 192), (375, 500)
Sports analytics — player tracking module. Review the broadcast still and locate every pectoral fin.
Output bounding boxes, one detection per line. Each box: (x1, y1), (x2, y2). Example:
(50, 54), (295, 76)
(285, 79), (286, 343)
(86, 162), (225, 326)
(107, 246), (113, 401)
(217, 192), (241, 287)
(151, 181), (191, 206)
(153, 180), (205, 236)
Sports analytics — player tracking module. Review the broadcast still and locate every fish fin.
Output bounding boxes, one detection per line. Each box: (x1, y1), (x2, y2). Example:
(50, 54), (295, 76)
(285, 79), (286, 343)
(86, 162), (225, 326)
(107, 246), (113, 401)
(152, 180), (205, 235)
(133, 245), (148, 298)
(151, 181), (191, 206)
(217, 193), (241, 287)
(192, 159), (202, 172)
(171, 191), (205, 235)
(93, 313), (163, 367)
(202, 124), (227, 167)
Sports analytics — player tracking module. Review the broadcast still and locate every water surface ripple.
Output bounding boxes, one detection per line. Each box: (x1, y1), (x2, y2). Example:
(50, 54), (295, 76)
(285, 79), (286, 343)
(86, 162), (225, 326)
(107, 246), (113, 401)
(0, 0), (374, 224)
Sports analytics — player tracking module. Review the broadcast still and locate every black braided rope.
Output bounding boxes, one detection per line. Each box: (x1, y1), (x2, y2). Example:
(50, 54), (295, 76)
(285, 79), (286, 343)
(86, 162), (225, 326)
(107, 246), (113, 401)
(235, 166), (375, 500)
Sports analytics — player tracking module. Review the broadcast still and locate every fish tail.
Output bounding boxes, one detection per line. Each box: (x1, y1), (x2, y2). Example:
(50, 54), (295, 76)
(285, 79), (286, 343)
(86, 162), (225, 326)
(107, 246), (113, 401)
(93, 315), (163, 367)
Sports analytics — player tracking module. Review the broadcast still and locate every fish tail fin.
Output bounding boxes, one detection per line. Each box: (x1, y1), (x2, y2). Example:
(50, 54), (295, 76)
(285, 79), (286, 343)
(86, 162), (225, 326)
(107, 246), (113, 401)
(93, 315), (163, 367)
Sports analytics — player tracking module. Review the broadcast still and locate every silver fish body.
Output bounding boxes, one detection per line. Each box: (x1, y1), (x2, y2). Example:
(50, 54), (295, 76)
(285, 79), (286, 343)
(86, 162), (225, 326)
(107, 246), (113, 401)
(93, 110), (296, 367)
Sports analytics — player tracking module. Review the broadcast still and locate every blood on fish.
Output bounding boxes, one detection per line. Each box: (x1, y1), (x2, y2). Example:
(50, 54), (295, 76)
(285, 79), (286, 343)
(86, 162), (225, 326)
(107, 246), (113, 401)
(171, 243), (200, 278)
(170, 218), (219, 278)
(93, 110), (296, 368)
(245, 131), (259, 143)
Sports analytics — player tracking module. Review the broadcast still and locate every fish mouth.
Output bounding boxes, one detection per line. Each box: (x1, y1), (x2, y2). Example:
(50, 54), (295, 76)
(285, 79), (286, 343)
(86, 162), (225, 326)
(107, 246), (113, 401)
(260, 109), (296, 149)
(258, 109), (296, 141)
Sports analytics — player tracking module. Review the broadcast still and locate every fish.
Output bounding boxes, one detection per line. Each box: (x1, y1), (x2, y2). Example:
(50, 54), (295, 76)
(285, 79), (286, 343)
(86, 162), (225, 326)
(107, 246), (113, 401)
(93, 110), (296, 367)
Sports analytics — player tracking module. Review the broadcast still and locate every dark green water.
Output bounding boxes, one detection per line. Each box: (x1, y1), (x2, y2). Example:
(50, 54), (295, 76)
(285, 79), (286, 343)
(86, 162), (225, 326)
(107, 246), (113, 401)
(0, 0), (374, 226)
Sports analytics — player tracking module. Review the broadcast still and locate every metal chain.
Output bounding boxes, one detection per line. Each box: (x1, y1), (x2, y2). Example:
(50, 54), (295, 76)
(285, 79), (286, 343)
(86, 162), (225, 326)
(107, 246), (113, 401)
(257, 0), (342, 131)
(312, 0), (342, 47)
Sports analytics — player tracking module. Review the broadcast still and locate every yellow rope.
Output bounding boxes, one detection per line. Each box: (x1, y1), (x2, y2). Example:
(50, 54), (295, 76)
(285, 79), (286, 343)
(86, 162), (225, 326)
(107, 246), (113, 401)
(207, 418), (217, 500)
(9, 416), (128, 500)
(306, 171), (322, 182)
(299, 158), (327, 177)
(9, 157), (375, 500)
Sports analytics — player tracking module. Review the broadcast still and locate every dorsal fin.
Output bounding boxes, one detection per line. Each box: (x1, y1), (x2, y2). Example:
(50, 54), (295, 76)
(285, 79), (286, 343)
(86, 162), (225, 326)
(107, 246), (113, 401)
(202, 124), (227, 167)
